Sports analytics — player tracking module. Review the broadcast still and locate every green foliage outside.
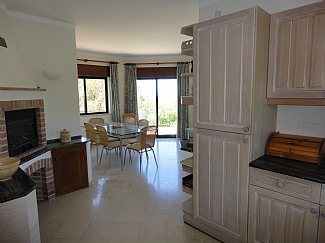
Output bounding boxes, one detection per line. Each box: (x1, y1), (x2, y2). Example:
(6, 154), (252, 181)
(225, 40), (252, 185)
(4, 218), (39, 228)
(78, 79), (106, 113)
(137, 85), (177, 127)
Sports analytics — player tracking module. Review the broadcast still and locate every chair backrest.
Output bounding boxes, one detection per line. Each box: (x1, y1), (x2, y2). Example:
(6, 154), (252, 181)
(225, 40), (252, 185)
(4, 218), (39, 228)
(122, 113), (136, 123)
(139, 125), (157, 148)
(138, 119), (149, 127)
(84, 122), (98, 143)
(89, 117), (104, 124)
(124, 117), (136, 125)
(96, 125), (110, 147)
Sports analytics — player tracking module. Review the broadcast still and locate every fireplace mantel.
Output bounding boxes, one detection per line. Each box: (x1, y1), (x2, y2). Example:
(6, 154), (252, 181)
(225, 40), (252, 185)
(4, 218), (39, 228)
(0, 87), (46, 91)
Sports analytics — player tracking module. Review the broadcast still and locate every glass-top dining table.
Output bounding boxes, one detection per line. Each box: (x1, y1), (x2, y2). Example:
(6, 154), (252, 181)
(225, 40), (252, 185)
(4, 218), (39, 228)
(95, 122), (141, 170)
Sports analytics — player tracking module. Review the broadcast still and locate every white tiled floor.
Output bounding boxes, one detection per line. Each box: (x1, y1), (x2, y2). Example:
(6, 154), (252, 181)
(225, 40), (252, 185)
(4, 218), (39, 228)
(38, 138), (221, 243)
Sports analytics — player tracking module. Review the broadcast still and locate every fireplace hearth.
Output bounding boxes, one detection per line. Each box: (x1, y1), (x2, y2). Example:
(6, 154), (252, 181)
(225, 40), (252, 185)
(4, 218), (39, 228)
(0, 98), (55, 201)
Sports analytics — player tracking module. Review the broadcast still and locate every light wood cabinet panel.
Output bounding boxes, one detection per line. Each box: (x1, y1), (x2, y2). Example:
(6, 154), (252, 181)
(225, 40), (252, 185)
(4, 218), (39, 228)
(267, 1), (325, 102)
(194, 128), (250, 242)
(250, 167), (321, 204)
(319, 186), (325, 243)
(194, 10), (252, 134)
(51, 143), (88, 196)
(194, 7), (276, 138)
(318, 205), (325, 243)
(321, 184), (325, 206)
(249, 185), (319, 243)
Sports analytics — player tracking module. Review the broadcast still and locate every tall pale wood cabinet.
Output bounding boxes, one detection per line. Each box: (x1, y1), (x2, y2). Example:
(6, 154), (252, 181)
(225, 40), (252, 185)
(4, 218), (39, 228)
(267, 1), (325, 105)
(182, 6), (277, 243)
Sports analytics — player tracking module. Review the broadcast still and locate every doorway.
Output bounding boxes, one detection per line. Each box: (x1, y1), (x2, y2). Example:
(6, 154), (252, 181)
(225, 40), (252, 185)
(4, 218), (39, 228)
(137, 78), (177, 138)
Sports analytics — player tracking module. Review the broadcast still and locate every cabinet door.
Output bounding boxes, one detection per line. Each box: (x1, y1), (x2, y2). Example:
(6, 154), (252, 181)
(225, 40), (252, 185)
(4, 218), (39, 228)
(268, 2), (325, 99)
(194, 128), (250, 242)
(52, 143), (88, 196)
(249, 185), (319, 243)
(194, 8), (255, 134)
(319, 187), (325, 243)
(318, 206), (325, 243)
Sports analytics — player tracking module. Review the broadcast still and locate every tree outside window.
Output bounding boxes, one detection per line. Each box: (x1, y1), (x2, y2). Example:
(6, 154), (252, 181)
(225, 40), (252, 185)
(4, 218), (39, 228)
(78, 77), (108, 115)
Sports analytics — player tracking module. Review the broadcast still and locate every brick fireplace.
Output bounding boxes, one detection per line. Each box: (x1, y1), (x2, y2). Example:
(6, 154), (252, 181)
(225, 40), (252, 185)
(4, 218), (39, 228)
(0, 99), (55, 201)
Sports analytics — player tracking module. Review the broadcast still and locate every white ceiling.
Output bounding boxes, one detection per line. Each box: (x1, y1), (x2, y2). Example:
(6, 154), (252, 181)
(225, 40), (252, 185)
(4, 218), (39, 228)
(1, 0), (199, 58)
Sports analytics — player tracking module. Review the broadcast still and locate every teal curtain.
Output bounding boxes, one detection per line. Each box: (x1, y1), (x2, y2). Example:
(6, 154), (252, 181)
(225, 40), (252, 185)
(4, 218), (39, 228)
(110, 63), (121, 122)
(177, 62), (189, 139)
(124, 64), (138, 117)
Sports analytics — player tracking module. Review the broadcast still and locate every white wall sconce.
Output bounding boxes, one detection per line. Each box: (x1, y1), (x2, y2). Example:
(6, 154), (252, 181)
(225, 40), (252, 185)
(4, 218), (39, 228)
(42, 70), (62, 80)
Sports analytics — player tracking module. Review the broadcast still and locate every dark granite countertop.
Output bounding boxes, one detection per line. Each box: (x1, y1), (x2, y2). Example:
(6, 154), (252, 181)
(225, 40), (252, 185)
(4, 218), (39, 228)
(1, 136), (89, 203)
(0, 167), (38, 203)
(20, 136), (89, 164)
(250, 155), (325, 184)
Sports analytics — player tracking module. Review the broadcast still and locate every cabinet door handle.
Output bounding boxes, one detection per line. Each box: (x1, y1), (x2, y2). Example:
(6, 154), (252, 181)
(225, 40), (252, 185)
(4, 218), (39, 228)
(277, 182), (284, 188)
(243, 127), (250, 133)
(310, 208), (317, 214)
(321, 211), (325, 217)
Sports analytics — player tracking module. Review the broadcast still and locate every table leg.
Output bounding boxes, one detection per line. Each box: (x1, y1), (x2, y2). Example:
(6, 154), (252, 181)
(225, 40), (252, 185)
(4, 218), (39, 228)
(96, 144), (99, 163)
(120, 138), (123, 170)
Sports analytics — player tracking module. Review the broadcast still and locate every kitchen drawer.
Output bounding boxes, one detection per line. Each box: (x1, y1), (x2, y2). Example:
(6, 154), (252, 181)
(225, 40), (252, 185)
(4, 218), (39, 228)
(321, 185), (325, 206)
(250, 167), (321, 203)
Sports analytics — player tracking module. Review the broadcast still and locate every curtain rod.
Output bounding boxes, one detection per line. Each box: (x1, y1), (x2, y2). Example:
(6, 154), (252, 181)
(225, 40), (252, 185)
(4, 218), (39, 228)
(124, 61), (191, 65)
(77, 58), (119, 64)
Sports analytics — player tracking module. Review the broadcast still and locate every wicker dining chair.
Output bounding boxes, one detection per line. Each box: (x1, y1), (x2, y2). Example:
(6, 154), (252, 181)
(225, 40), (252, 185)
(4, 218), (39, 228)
(123, 126), (158, 172)
(88, 117), (104, 124)
(84, 122), (101, 162)
(122, 114), (137, 144)
(122, 113), (136, 123)
(96, 125), (121, 168)
(124, 117), (136, 125)
(89, 117), (118, 142)
(138, 119), (149, 127)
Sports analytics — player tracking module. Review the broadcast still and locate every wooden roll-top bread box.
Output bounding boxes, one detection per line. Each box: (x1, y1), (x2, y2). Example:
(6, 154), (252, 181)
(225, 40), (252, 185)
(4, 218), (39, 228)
(266, 132), (325, 165)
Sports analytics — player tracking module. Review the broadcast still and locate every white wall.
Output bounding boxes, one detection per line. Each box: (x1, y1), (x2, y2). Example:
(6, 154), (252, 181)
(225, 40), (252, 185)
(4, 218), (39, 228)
(0, 7), (35, 88)
(199, 0), (325, 138)
(0, 6), (82, 140)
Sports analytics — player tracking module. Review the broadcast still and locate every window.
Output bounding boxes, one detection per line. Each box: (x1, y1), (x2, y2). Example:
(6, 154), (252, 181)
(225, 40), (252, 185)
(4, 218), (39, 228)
(78, 77), (108, 115)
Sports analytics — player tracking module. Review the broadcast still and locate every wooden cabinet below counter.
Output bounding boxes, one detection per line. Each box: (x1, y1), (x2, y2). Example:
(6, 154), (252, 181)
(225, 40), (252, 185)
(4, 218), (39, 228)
(249, 167), (325, 243)
(51, 143), (88, 196)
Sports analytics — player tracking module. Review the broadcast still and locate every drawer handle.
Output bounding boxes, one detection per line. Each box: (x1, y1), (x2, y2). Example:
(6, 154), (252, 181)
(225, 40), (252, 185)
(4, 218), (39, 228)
(277, 182), (284, 188)
(310, 208), (318, 214)
(321, 212), (325, 217)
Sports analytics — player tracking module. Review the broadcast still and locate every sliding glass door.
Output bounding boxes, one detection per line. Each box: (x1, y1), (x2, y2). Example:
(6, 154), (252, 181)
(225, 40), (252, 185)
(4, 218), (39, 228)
(137, 78), (177, 137)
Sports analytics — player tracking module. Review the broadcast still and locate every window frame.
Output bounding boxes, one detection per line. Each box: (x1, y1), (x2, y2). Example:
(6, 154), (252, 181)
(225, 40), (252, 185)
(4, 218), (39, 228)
(78, 76), (109, 115)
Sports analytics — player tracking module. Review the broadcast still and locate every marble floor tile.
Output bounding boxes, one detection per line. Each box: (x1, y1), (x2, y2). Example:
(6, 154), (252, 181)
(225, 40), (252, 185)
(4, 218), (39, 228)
(38, 138), (217, 242)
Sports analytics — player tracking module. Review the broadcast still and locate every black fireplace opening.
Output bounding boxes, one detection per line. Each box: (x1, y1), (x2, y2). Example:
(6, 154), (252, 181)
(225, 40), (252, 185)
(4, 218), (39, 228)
(5, 108), (39, 157)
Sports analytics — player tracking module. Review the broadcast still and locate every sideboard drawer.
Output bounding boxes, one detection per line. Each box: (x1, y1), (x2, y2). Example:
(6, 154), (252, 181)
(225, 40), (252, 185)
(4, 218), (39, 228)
(250, 167), (321, 203)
